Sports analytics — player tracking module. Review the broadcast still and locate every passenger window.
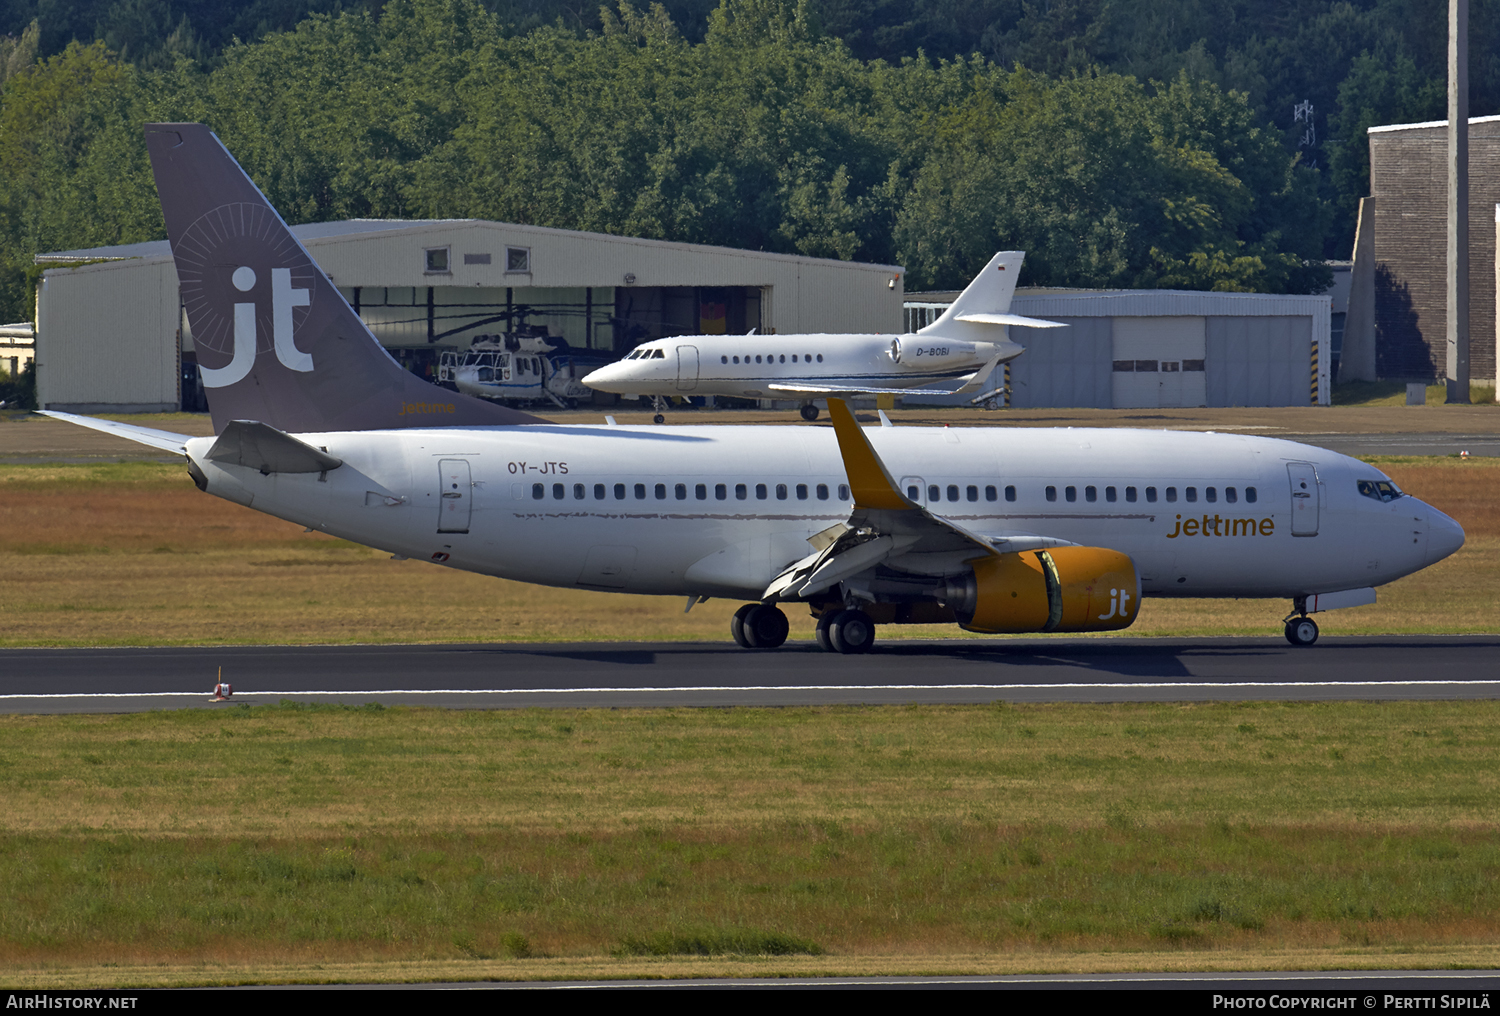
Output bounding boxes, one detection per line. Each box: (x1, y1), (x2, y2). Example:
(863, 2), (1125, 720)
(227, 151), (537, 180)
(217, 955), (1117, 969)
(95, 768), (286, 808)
(532, 483), (544, 500)
(573, 483), (585, 499)
(675, 483), (688, 500)
(816, 484), (828, 500)
(947, 485), (960, 502)
(1186, 487), (1198, 503)
(594, 483), (605, 500)
(1144, 486), (1155, 502)
(1065, 486), (1077, 502)
(776, 483), (788, 500)
(756, 483), (767, 499)
(614, 483), (626, 500)
(1105, 486), (1116, 502)
(755, 355), (762, 363)
(837, 484), (850, 500)
(634, 483), (646, 499)
(1225, 487), (1237, 503)
(816, 354), (823, 362)
(1125, 487), (1136, 503)
(908, 485), (920, 500)
(695, 483), (707, 500)
(1003, 485), (1014, 502)
(1046, 486), (1057, 502)
(715, 483), (727, 500)
(967, 485), (979, 502)
(735, 483), (748, 500)
(1205, 487), (1217, 503)
(796, 483), (808, 500)
(733, 356), (739, 364)
(1246, 487), (1258, 503)
(1085, 486), (1097, 502)
(779, 355), (786, 363)
(654, 483), (667, 500)
(553, 483), (565, 499)
(720, 355), (727, 364)
(1165, 487), (1177, 503)
(928, 485), (940, 501)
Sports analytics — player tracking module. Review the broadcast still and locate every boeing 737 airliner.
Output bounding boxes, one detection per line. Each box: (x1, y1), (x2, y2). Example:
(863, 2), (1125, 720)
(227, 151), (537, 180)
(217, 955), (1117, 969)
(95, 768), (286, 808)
(44, 124), (1466, 653)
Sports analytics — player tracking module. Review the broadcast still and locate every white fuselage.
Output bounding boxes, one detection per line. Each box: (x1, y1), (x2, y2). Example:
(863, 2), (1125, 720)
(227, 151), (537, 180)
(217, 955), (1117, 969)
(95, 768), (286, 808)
(183, 424), (1464, 605)
(581, 333), (1019, 399)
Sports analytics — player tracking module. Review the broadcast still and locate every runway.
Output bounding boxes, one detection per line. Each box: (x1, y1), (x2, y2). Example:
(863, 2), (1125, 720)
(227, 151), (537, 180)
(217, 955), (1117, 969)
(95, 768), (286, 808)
(3, 635), (1498, 712)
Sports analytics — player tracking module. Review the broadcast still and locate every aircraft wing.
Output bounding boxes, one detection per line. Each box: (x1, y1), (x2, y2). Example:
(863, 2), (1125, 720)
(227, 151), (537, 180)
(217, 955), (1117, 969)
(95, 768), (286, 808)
(762, 398), (1009, 601)
(38, 411), (193, 454)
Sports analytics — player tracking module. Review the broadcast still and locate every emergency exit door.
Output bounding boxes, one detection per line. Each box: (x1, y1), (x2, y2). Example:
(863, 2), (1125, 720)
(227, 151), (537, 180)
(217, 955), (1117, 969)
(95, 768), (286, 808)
(438, 459), (472, 534)
(676, 345), (699, 391)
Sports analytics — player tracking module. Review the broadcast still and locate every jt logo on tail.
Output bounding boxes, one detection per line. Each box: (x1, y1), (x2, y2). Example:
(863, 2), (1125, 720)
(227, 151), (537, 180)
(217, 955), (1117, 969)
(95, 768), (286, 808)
(205, 266), (314, 388)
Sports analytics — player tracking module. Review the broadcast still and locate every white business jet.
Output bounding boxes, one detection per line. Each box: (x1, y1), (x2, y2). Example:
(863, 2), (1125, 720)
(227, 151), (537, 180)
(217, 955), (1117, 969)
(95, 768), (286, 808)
(44, 124), (1466, 653)
(581, 251), (1064, 422)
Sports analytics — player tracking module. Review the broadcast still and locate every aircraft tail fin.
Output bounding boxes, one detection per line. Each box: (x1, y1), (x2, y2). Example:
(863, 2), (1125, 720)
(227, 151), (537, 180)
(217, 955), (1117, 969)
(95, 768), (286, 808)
(918, 251), (1024, 335)
(145, 123), (546, 433)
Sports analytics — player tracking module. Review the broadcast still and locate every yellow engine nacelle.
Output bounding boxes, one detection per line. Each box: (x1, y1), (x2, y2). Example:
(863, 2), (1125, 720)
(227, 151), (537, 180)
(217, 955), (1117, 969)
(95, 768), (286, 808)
(945, 547), (1140, 634)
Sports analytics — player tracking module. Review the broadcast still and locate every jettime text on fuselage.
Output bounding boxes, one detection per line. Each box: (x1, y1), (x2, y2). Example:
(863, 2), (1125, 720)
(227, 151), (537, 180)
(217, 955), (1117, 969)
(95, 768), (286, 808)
(1166, 514), (1276, 538)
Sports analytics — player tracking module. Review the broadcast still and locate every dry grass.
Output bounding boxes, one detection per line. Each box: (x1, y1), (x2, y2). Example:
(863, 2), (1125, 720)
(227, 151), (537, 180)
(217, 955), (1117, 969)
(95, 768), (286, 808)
(2, 458), (1496, 646)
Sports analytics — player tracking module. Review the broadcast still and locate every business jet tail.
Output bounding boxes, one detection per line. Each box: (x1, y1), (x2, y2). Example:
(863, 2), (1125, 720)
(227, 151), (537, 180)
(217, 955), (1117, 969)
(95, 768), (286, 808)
(145, 123), (546, 434)
(918, 251), (1065, 339)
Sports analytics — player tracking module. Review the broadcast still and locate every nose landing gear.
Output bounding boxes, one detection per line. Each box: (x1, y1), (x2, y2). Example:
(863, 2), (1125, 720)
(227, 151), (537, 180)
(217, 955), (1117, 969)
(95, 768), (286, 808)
(650, 395), (668, 425)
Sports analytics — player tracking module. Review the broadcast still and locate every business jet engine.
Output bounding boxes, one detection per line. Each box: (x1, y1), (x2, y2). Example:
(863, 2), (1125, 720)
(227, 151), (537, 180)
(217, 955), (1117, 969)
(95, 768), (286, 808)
(940, 547), (1140, 634)
(887, 337), (999, 368)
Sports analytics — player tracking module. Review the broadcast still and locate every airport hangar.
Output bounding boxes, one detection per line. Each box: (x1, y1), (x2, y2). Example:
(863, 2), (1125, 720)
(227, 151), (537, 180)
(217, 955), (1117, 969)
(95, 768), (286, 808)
(32, 219), (905, 414)
(32, 216), (1329, 413)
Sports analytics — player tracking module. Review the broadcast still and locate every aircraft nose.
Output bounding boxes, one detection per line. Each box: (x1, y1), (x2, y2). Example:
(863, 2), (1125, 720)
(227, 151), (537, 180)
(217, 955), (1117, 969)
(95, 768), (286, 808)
(582, 362), (626, 392)
(1425, 502), (1465, 566)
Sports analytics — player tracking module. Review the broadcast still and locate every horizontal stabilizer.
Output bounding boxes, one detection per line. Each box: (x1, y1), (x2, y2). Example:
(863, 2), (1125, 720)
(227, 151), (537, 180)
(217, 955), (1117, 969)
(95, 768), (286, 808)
(38, 411), (191, 454)
(206, 420), (343, 474)
(955, 313), (1067, 329)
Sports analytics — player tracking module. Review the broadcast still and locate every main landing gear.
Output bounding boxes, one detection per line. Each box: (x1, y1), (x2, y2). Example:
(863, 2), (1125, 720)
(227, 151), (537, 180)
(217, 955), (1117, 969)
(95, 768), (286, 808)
(1282, 597), (1319, 646)
(731, 603), (789, 648)
(816, 608), (875, 654)
(800, 404), (820, 421)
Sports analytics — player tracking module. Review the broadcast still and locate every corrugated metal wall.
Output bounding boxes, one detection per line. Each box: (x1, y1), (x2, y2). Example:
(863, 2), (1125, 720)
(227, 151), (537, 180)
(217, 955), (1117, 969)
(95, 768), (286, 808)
(1008, 317), (1112, 408)
(1206, 316), (1313, 407)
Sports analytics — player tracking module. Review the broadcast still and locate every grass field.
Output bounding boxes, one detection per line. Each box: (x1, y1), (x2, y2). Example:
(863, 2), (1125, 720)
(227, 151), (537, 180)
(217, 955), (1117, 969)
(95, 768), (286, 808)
(5, 700), (1500, 984)
(1, 456), (1496, 646)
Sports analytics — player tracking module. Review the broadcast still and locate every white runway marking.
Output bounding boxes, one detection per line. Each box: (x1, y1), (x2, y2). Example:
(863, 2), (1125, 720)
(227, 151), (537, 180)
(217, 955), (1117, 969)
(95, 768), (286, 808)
(6, 679), (1500, 701)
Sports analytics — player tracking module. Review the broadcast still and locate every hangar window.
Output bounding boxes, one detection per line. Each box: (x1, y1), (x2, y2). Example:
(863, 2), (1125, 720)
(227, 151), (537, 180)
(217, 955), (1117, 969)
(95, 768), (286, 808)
(1046, 486), (1057, 502)
(424, 247), (450, 273)
(1246, 487), (1258, 503)
(553, 483), (565, 499)
(736, 483), (748, 500)
(1085, 486), (1097, 502)
(614, 483), (626, 499)
(967, 485), (979, 502)
(574, 483), (586, 499)
(505, 246), (530, 273)
(756, 483), (768, 499)
(776, 483), (788, 500)
(655, 483), (667, 500)
(715, 483), (727, 500)
(838, 484), (850, 500)
(593, 484), (605, 500)
(532, 483), (544, 499)
(796, 484), (808, 500)
(463, 253), (491, 265)
(816, 484), (828, 500)
(634, 483), (646, 499)
(1105, 486), (1116, 502)
(675, 483), (688, 500)
(1065, 486), (1077, 502)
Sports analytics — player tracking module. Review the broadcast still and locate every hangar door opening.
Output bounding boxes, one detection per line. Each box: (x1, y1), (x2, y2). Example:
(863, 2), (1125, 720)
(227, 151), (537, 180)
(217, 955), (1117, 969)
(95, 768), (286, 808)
(1111, 317), (1206, 409)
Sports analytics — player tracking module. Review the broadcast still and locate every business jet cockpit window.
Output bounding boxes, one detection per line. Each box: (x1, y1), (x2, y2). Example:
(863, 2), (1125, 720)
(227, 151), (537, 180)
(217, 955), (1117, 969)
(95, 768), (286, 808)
(1357, 479), (1404, 503)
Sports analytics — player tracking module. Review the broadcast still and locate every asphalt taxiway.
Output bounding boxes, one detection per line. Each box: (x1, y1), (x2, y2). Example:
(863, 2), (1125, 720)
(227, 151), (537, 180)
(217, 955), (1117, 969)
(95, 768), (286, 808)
(3, 635), (1497, 713)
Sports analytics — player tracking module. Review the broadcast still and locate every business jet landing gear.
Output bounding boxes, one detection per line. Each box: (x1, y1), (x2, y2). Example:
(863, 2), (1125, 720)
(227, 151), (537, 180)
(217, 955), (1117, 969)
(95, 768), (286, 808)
(731, 603), (789, 649)
(800, 404), (820, 422)
(820, 608), (875, 654)
(1282, 597), (1320, 646)
(650, 395), (668, 425)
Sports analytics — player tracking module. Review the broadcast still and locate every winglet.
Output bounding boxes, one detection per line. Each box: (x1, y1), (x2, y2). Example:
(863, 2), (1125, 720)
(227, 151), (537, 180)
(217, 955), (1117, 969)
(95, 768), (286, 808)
(826, 398), (912, 511)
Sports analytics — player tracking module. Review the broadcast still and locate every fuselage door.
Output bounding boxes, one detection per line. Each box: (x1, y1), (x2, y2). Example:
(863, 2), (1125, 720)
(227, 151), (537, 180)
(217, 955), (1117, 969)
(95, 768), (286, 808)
(438, 458), (473, 534)
(1287, 461), (1320, 537)
(676, 345), (699, 391)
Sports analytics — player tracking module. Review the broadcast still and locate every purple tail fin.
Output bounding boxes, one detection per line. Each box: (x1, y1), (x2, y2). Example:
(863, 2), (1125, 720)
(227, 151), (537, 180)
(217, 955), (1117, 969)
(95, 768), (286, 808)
(145, 123), (546, 432)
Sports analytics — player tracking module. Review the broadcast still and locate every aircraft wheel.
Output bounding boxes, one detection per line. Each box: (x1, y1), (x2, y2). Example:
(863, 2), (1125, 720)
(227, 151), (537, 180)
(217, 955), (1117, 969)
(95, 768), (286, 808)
(814, 613), (836, 652)
(653, 413), (665, 424)
(744, 604), (789, 649)
(800, 404), (819, 421)
(1284, 617), (1319, 647)
(983, 397), (1000, 410)
(730, 604), (757, 648)
(828, 609), (875, 655)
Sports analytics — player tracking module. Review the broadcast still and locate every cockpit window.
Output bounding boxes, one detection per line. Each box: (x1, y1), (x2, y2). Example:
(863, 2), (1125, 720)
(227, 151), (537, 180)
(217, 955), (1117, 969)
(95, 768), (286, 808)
(1357, 479), (1404, 503)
